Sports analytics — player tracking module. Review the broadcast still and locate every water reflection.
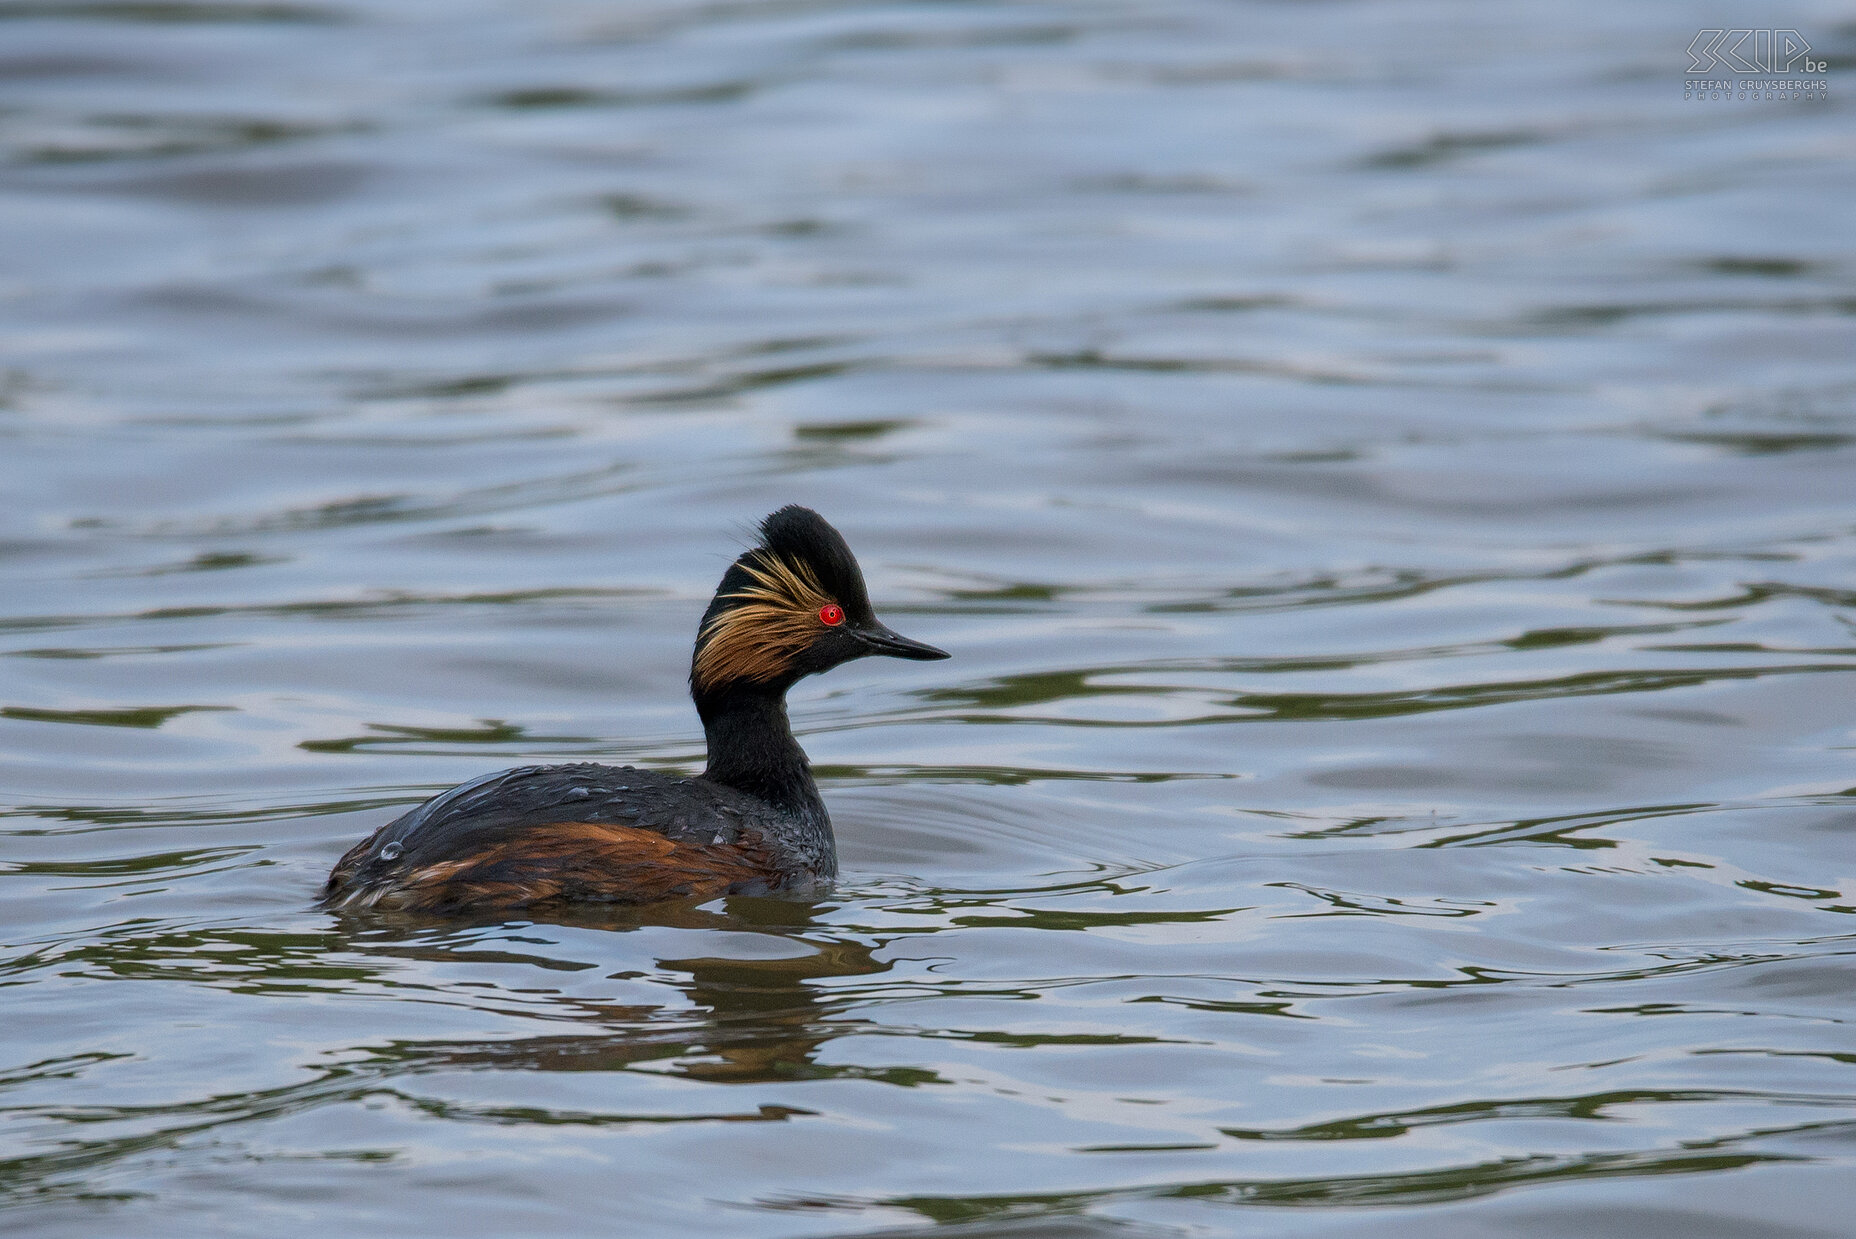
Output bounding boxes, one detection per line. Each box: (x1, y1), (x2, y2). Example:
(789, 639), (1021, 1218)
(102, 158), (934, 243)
(789, 1130), (1830, 1221)
(5, 900), (891, 1200)
(336, 899), (899, 1085)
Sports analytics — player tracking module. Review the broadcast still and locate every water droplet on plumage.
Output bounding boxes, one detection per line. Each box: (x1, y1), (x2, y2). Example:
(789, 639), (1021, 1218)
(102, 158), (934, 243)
(379, 842), (402, 861)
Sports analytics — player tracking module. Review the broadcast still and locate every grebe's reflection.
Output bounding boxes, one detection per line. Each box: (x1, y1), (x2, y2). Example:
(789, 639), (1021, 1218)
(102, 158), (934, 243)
(335, 894), (921, 1092)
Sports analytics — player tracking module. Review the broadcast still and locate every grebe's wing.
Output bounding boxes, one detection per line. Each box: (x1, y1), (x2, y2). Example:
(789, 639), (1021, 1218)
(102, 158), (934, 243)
(324, 763), (782, 912)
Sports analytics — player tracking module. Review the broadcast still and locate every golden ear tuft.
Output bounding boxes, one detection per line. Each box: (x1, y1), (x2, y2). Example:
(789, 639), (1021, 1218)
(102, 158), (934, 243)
(693, 553), (836, 692)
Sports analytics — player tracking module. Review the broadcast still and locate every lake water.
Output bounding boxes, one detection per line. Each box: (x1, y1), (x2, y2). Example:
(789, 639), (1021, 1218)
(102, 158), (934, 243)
(3, 2), (1855, 1236)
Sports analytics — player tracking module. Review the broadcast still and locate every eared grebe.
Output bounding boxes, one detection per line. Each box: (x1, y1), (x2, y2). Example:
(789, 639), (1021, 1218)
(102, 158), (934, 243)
(324, 506), (947, 913)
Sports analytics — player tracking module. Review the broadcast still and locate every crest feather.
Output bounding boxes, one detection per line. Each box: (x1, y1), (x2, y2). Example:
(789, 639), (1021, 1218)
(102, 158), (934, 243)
(692, 550), (835, 692)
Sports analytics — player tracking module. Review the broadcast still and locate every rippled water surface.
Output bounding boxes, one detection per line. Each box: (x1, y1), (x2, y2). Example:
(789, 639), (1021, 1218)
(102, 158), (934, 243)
(4, 2), (1856, 1236)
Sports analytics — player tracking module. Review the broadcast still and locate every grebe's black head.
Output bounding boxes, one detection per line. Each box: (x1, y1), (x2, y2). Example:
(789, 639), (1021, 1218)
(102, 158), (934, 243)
(691, 506), (947, 702)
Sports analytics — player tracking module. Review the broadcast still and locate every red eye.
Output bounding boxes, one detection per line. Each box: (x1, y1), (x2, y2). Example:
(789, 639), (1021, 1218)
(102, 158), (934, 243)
(819, 603), (844, 626)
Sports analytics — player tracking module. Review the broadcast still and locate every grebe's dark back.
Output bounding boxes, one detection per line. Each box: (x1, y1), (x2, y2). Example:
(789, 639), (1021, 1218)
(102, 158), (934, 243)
(324, 506), (947, 913)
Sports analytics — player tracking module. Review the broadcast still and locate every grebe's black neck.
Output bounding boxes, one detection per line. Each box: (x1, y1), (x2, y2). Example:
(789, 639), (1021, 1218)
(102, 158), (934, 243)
(695, 684), (827, 824)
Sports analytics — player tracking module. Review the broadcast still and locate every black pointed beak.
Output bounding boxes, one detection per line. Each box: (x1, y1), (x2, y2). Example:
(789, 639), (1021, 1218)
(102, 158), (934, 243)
(856, 622), (950, 661)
